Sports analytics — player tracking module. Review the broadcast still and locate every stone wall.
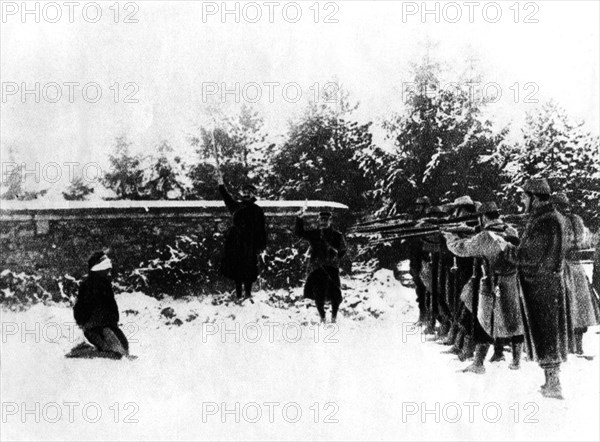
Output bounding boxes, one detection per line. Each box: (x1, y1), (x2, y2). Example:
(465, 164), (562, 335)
(0, 200), (349, 299)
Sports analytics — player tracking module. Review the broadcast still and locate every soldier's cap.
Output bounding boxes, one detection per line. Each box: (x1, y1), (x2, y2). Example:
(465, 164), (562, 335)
(478, 201), (500, 215)
(449, 195), (476, 209)
(521, 178), (551, 195)
(425, 206), (446, 217)
(241, 183), (258, 193)
(319, 211), (332, 220)
(551, 192), (570, 206)
(415, 196), (431, 206)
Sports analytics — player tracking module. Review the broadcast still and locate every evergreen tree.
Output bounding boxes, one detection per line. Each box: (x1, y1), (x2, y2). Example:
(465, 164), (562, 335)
(266, 82), (377, 212)
(501, 101), (600, 228)
(102, 136), (146, 200)
(364, 54), (508, 216)
(144, 140), (188, 200)
(62, 176), (94, 201)
(0, 146), (48, 200)
(187, 105), (267, 199)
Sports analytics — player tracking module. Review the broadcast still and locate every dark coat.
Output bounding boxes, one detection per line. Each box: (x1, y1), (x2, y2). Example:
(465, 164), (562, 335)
(446, 222), (525, 339)
(74, 273), (119, 329)
(295, 217), (346, 303)
(562, 213), (599, 331)
(509, 203), (570, 366)
(594, 236), (600, 296)
(219, 185), (267, 283)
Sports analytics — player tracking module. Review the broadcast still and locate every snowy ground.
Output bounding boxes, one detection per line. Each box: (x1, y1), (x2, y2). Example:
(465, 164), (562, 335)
(1, 267), (599, 442)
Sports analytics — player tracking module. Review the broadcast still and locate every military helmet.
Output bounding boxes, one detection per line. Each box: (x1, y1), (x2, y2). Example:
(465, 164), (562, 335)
(450, 195), (476, 208)
(522, 178), (551, 195)
(551, 192), (570, 207)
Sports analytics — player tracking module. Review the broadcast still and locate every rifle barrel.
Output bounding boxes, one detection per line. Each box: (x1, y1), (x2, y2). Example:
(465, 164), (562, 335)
(350, 220), (418, 234)
(351, 216), (478, 235)
(371, 230), (442, 244)
(352, 214), (412, 228)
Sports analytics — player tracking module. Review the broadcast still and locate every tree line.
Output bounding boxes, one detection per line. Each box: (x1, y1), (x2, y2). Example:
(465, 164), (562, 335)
(3, 63), (599, 231)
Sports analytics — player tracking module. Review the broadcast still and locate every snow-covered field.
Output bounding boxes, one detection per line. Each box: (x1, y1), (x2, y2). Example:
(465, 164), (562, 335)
(1, 268), (599, 442)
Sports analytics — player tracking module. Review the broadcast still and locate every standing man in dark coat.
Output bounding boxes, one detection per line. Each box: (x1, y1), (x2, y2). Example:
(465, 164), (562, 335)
(419, 205), (446, 335)
(217, 173), (267, 300)
(72, 251), (131, 359)
(507, 178), (570, 399)
(594, 235), (600, 297)
(295, 209), (347, 323)
(408, 196), (431, 325)
(553, 192), (600, 356)
(440, 196), (478, 361)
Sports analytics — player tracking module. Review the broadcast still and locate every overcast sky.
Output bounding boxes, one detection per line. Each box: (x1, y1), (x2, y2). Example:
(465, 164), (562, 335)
(1, 0), (599, 184)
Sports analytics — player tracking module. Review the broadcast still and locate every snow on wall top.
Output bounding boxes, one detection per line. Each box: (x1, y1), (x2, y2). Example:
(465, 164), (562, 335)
(0, 199), (349, 220)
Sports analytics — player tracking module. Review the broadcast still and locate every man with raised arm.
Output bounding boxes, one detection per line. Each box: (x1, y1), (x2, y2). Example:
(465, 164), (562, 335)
(295, 208), (347, 323)
(216, 170), (267, 301)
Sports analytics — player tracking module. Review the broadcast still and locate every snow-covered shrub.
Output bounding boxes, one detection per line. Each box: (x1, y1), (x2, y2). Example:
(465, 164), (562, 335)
(0, 270), (77, 310)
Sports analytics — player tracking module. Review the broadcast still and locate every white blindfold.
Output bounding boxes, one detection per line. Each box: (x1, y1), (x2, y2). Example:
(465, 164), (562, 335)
(91, 257), (112, 272)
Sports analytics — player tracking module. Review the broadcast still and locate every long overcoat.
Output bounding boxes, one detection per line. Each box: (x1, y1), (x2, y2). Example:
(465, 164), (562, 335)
(510, 203), (571, 366)
(447, 222), (525, 339)
(594, 236), (600, 297)
(74, 273), (119, 329)
(562, 213), (600, 333)
(295, 217), (346, 304)
(219, 185), (267, 283)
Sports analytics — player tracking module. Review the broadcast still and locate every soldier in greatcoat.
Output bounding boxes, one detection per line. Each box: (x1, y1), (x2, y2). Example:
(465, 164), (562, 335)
(439, 196), (478, 362)
(506, 178), (570, 399)
(594, 235), (600, 297)
(553, 192), (600, 356)
(407, 196), (431, 325)
(419, 205), (447, 335)
(445, 202), (525, 373)
(295, 209), (347, 323)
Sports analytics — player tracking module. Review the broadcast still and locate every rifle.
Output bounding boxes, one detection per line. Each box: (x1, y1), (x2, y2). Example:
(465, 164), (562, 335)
(503, 213), (528, 223)
(349, 213), (480, 236)
(370, 224), (478, 244)
(351, 213), (413, 229)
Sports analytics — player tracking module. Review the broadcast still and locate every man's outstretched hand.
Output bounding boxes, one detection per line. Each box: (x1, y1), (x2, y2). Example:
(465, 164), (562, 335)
(296, 201), (308, 218)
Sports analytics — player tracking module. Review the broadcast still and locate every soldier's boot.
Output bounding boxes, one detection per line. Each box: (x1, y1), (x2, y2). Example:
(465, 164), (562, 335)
(575, 332), (584, 355)
(442, 328), (464, 355)
(458, 334), (475, 362)
(423, 314), (436, 335)
(440, 321), (458, 345)
(462, 343), (489, 374)
(540, 369), (549, 390)
(415, 306), (429, 326)
(509, 342), (522, 370)
(540, 367), (564, 400)
(436, 321), (451, 343)
(489, 340), (506, 362)
(414, 308), (427, 326)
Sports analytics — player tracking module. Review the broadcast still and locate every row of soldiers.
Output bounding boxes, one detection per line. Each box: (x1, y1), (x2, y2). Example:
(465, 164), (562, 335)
(406, 178), (600, 400)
